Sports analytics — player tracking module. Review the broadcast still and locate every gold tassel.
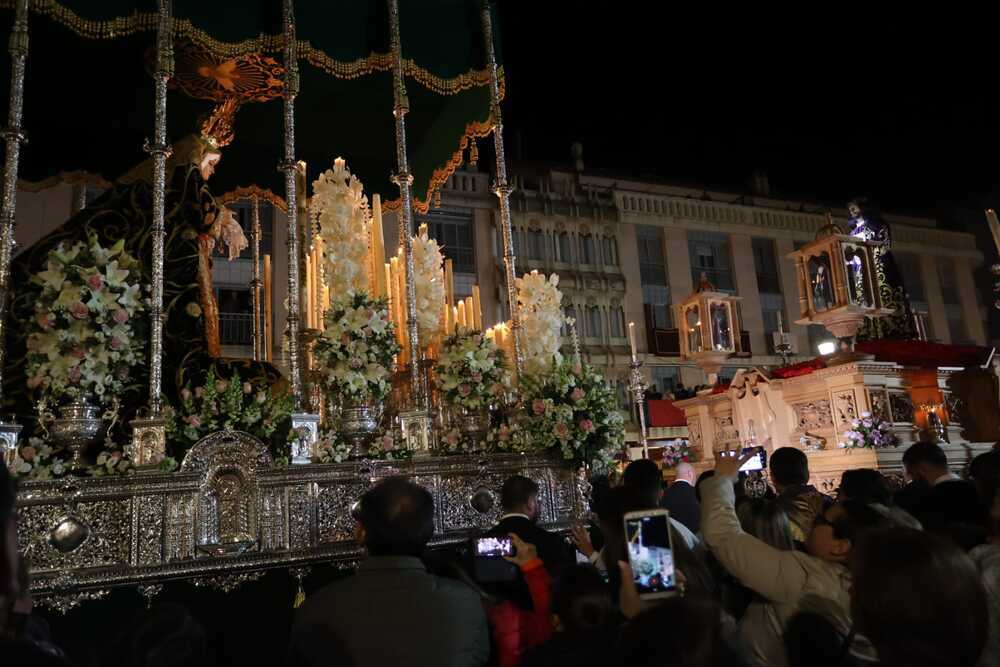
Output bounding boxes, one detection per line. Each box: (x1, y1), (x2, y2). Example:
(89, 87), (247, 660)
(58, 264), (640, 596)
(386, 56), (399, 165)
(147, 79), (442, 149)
(469, 140), (478, 168)
(293, 579), (306, 608)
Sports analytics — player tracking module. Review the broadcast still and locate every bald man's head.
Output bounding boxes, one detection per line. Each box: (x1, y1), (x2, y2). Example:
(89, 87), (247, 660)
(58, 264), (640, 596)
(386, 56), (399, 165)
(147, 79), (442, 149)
(675, 462), (695, 483)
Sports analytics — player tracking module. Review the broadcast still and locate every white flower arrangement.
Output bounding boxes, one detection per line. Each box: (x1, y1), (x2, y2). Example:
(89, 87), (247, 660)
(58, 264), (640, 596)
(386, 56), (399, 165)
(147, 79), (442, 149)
(411, 231), (445, 347)
(516, 270), (564, 376)
(11, 435), (176, 479)
(435, 330), (507, 410)
(25, 235), (146, 402)
(313, 292), (400, 401)
(315, 429), (411, 463)
(313, 157), (370, 297)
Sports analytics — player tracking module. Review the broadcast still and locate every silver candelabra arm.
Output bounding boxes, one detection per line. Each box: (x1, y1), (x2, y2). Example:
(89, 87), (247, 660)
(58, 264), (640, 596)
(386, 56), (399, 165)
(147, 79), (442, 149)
(628, 359), (648, 460)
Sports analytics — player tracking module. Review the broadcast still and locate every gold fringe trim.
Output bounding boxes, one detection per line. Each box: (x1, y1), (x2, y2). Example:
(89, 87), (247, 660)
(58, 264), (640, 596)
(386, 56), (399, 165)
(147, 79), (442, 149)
(217, 184), (287, 213)
(17, 170), (112, 193)
(9, 1), (503, 96)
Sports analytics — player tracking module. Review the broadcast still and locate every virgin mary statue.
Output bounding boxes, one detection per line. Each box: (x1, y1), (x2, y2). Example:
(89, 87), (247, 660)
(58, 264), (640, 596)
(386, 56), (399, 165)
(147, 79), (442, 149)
(3, 98), (272, 428)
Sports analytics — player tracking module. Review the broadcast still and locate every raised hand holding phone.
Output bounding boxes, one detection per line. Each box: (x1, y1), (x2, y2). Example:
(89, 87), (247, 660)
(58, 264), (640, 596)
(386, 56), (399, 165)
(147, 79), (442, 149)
(714, 450), (756, 479)
(502, 533), (538, 567)
(570, 523), (595, 558)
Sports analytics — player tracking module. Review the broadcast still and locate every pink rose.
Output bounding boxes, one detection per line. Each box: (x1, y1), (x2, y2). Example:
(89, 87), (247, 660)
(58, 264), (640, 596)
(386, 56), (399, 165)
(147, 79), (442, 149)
(365, 309), (375, 319)
(571, 387), (586, 403)
(350, 358), (362, 370)
(498, 424), (511, 442)
(27, 375), (42, 389)
(532, 399), (546, 416)
(458, 384), (472, 397)
(180, 388), (192, 401)
(88, 274), (103, 290)
(108, 451), (122, 465)
(109, 337), (123, 350)
(20, 446), (35, 462)
(243, 382), (253, 394)
(382, 434), (395, 451)
(68, 366), (82, 383)
(340, 333), (351, 345)
(194, 386), (205, 398)
(112, 309), (129, 324)
(471, 373), (483, 383)
(186, 415), (201, 427)
(578, 419), (595, 433)
(473, 335), (482, 345)
(445, 429), (460, 446)
(69, 301), (89, 320)
(553, 422), (570, 440)
(215, 380), (228, 393)
(71, 348), (86, 359)
(35, 313), (51, 330)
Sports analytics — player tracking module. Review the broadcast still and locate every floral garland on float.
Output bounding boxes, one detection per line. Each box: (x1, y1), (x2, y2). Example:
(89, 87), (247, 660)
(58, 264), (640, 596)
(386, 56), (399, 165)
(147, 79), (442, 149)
(165, 367), (294, 462)
(837, 411), (898, 449)
(411, 229), (446, 350)
(660, 439), (691, 468)
(434, 330), (508, 453)
(15, 235), (148, 478)
(515, 271), (564, 375)
(497, 359), (624, 473)
(314, 157), (370, 298)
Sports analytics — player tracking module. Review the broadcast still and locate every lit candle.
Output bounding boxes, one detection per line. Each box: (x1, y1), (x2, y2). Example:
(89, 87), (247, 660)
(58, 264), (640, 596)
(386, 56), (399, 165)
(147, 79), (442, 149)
(472, 285), (482, 330)
(987, 209), (1000, 256)
(628, 321), (638, 362)
(304, 254), (314, 329)
(444, 259), (455, 309)
(464, 297), (474, 330)
(419, 222), (428, 238)
(263, 254), (272, 362)
(371, 195), (387, 297)
(458, 301), (467, 329)
(321, 285), (329, 326)
(777, 310), (784, 335)
(384, 262), (393, 318)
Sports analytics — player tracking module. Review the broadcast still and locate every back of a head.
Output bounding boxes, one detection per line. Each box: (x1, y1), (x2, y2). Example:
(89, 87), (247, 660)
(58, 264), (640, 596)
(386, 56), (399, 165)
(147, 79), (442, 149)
(738, 498), (795, 550)
(358, 476), (434, 557)
(838, 468), (892, 506)
(552, 564), (615, 635)
(901, 441), (948, 470)
(114, 604), (207, 667)
(623, 459), (662, 508)
(500, 474), (539, 513)
(674, 462), (695, 483)
(619, 595), (749, 667)
(851, 527), (988, 667)
(785, 610), (861, 667)
(832, 500), (895, 543)
(771, 447), (810, 488)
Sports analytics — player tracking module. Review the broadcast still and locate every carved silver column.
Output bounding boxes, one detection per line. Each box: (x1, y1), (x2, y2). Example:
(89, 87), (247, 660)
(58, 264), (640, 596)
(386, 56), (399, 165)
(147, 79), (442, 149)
(387, 0), (421, 402)
(144, 0), (173, 416)
(480, 1), (522, 374)
(0, 0), (28, 438)
(629, 359), (648, 460)
(250, 196), (262, 361)
(280, 0), (303, 409)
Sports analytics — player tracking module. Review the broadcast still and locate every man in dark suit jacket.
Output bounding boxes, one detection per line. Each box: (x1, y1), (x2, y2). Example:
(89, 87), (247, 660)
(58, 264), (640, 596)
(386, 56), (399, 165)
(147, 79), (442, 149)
(289, 477), (489, 667)
(660, 462), (700, 532)
(481, 475), (574, 608)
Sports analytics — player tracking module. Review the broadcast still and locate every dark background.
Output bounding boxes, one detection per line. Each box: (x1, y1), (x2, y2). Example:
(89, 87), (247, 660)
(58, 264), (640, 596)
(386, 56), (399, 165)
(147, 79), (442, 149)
(497, 3), (1000, 217)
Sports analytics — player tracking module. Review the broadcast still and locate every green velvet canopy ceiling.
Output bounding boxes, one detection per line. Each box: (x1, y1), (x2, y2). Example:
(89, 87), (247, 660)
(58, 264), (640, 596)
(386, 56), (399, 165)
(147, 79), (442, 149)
(0, 0), (503, 210)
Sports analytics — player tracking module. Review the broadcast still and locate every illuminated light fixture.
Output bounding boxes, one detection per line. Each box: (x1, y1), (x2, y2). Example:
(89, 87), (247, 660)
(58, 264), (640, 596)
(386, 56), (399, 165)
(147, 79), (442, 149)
(817, 341), (837, 356)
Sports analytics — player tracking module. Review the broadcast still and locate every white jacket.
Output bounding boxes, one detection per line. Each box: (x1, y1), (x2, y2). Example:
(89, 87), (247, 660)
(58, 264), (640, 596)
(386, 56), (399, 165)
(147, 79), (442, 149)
(700, 475), (854, 667)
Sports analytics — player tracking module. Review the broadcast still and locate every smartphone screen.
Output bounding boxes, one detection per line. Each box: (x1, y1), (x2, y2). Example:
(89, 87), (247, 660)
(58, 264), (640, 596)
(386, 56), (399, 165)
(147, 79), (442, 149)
(475, 536), (514, 558)
(739, 446), (766, 472)
(624, 512), (676, 597)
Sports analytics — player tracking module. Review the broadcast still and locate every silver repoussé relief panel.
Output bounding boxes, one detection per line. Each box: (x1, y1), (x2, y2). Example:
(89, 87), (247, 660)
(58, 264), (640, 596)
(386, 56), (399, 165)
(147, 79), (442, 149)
(16, 430), (582, 612)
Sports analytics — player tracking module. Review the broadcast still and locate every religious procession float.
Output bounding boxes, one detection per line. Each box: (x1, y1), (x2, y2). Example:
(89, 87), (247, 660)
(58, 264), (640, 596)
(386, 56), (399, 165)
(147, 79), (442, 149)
(0, 0), (624, 613)
(2, 0), (999, 616)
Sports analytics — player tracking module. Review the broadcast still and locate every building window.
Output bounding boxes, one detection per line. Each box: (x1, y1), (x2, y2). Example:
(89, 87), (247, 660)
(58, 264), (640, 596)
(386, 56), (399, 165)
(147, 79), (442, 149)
(425, 209), (475, 273)
(587, 306), (603, 338)
(526, 228), (544, 261)
(216, 288), (253, 346)
(650, 366), (679, 396)
(227, 199), (275, 256)
(581, 234), (597, 264)
(752, 237), (781, 294)
(937, 257), (960, 306)
(603, 236), (618, 266)
(688, 230), (733, 292)
(610, 306), (625, 338)
(636, 225), (671, 328)
(557, 232), (572, 263)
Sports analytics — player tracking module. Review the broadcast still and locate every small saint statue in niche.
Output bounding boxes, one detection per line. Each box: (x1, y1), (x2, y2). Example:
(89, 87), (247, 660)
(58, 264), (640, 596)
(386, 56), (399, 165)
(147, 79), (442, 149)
(811, 260), (832, 312)
(686, 306), (702, 352)
(711, 303), (731, 351)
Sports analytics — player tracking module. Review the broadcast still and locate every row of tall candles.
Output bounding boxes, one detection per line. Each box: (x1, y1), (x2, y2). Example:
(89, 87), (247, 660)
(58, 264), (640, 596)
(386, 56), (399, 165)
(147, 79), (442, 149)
(298, 196), (487, 362)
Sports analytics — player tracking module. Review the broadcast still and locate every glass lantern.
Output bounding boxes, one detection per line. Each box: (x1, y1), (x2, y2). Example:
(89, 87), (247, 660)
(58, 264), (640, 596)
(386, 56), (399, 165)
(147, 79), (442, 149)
(673, 274), (744, 385)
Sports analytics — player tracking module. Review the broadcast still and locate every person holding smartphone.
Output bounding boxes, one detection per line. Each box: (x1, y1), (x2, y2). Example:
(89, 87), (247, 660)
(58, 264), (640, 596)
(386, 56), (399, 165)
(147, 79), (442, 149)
(700, 451), (891, 667)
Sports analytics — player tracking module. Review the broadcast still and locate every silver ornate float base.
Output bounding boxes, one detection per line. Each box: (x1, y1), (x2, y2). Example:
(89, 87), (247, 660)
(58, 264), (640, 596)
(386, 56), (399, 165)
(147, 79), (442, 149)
(49, 399), (103, 474)
(15, 429), (586, 613)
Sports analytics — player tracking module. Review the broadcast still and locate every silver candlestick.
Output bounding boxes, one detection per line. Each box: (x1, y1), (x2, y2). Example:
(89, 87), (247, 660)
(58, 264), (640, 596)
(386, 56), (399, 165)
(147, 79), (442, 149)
(628, 358), (649, 460)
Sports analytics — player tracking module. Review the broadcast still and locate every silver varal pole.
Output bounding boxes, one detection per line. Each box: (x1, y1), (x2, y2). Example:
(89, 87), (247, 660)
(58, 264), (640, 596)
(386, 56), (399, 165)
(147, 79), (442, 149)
(281, 0), (303, 410)
(145, 0), (173, 417)
(387, 0), (422, 403)
(480, 1), (523, 375)
(0, 0), (28, 455)
(250, 196), (262, 361)
(629, 359), (649, 459)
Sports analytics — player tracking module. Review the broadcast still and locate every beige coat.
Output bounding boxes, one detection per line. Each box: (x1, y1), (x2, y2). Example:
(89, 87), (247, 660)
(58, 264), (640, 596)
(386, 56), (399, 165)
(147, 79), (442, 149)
(701, 476), (854, 667)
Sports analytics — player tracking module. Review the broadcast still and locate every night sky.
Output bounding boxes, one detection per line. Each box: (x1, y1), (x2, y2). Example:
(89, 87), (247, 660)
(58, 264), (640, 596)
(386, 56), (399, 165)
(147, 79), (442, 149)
(497, 3), (1000, 221)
